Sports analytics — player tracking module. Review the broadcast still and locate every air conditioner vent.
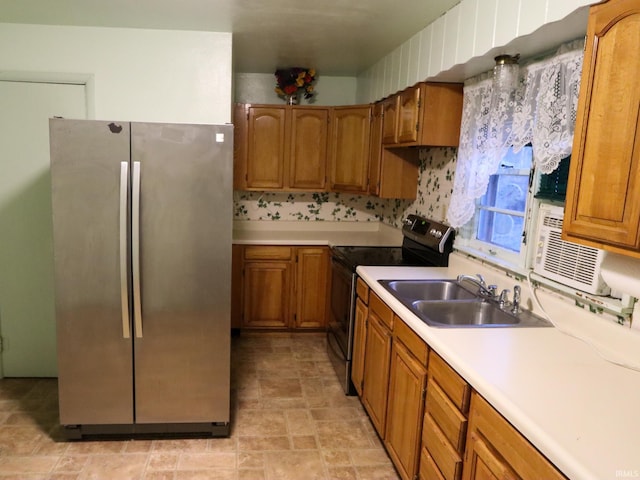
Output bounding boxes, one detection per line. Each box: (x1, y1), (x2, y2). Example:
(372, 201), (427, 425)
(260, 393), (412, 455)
(533, 204), (610, 295)
(543, 215), (563, 229)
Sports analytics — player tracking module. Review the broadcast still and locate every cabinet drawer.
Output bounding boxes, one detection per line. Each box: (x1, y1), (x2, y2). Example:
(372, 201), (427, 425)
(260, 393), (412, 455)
(356, 277), (369, 304)
(429, 352), (470, 414)
(426, 381), (467, 454)
(369, 292), (394, 330)
(244, 246), (292, 260)
(423, 414), (463, 480)
(420, 447), (445, 480)
(393, 316), (428, 364)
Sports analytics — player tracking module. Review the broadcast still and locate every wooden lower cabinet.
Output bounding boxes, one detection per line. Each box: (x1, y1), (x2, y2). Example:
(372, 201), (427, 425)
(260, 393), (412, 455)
(385, 334), (428, 480)
(238, 245), (329, 330)
(462, 393), (566, 480)
(242, 259), (292, 328)
(352, 286), (566, 480)
(293, 247), (329, 328)
(362, 311), (392, 435)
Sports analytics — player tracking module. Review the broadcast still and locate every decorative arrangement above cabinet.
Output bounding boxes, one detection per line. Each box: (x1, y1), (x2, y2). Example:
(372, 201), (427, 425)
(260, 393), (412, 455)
(233, 83), (463, 200)
(563, 0), (640, 258)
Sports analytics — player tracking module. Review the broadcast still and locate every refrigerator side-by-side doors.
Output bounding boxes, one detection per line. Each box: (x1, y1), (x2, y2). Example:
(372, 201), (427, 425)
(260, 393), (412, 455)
(131, 122), (232, 424)
(50, 119), (134, 425)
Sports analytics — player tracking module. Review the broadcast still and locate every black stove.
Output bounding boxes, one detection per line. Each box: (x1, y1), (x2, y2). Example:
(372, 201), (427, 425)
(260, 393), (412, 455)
(330, 214), (455, 271)
(327, 214), (455, 395)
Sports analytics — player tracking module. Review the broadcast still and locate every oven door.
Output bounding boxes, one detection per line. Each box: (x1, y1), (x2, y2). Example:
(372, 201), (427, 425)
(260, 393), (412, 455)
(327, 253), (357, 395)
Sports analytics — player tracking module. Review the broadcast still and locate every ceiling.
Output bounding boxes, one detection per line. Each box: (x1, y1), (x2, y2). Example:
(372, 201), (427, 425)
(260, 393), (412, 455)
(0, 0), (460, 75)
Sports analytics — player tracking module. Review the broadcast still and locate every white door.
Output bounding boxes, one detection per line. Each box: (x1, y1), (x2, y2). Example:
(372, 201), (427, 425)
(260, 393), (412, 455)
(0, 80), (86, 377)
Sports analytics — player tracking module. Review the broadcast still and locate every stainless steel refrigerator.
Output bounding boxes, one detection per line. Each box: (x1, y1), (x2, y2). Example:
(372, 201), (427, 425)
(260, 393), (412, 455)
(49, 119), (232, 438)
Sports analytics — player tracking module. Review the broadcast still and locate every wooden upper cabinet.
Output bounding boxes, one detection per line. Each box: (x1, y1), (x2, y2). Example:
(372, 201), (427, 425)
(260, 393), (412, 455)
(382, 83), (463, 148)
(368, 102), (384, 196)
(329, 105), (372, 193)
(246, 106), (287, 189)
(397, 85), (422, 143)
(289, 108), (329, 191)
(563, 0), (640, 256)
(234, 104), (329, 192)
(381, 95), (400, 144)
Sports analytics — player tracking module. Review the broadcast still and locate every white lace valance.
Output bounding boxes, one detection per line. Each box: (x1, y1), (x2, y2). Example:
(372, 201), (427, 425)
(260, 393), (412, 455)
(447, 40), (584, 228)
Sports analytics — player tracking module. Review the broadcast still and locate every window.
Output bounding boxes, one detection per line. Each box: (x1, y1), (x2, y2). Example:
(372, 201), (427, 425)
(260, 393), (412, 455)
(456, 146), (533, 268)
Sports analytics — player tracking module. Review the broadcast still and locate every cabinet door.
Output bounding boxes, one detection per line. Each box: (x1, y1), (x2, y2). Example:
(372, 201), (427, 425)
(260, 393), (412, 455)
(242, 261), (291, 328)
(246, 106), (287, 189)
(397, 85), (421, 144)
(362, 314), (392, 436)
(289, 108), (328, 191)
(564, 1), (640, 252)
(329, 106), (372, 193)
(381, 95), (399, 144)
(462, 393), (565, 480)
(462, 431), (517, 480)
(293, 247), (329, 328)
(368, 102), (384, 196)
(351, 297), (368, 396)
(385, 339), (428, 480)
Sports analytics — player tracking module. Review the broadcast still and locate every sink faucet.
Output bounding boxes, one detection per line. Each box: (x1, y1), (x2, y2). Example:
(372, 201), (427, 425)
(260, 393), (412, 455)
(457, 274), (494, 297)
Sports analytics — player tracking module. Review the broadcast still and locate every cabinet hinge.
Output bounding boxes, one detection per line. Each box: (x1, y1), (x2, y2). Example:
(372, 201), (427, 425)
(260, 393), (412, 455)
(416, 122), (419, 133)
(0, 336), (3, 353)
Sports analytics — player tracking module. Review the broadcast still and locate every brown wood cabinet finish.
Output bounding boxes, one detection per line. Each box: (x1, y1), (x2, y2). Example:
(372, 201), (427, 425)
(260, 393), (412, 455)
(328, 105), (372, 193)
(234, 104), (329, 192)
(238, 245), (329, 330)
(382, 83), (463, 148)
(242, 258), (292, 329)
(289, 108), (329, 191)
(362, 310), (392, 436)
(293, 247), (329, 329)
(563, 0), (640, 256)
(385, 328), (428, 480)
(462, 393), (566, 480)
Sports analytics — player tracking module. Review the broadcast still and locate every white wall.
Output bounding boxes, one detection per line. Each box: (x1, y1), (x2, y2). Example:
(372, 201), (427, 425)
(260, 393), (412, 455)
(235, 73), (358, 105)
(356, 0), (594, 102)
(0, 23), (232, 124)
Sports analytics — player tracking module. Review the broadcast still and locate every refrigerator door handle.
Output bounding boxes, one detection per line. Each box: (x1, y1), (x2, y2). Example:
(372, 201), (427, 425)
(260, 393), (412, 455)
(119, 162), (131, 339)
(132, 161), (143, 338)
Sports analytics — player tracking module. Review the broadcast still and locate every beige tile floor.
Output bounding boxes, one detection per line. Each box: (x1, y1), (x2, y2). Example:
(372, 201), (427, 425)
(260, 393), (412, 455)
(0, 333), (400, 479)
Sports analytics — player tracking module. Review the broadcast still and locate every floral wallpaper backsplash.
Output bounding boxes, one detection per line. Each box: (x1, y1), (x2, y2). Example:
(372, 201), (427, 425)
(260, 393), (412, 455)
(233, 147), (458, 227)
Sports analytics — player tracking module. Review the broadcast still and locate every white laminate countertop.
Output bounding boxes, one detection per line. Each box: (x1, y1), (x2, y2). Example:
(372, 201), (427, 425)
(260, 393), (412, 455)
(357, 264), (640, 480)
(232, 220), (403, 246)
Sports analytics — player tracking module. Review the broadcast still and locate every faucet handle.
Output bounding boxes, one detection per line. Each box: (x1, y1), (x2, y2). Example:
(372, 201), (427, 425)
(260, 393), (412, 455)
(498, 289), (511, 308)
(476, 274), (486, 286)
(511, 285), (521, 313)
(487, 285), (498, 297)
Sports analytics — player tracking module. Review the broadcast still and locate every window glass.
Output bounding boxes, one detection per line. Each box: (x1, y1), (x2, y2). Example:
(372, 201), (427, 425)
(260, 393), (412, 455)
(455, 146), (533, 268)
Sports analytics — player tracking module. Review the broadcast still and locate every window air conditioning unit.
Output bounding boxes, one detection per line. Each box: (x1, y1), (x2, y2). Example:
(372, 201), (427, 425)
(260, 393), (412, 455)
(533, 204), (610, 295)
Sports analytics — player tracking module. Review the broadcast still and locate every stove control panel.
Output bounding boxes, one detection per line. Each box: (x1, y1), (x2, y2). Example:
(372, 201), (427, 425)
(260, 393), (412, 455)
(402, 214), (454, 253)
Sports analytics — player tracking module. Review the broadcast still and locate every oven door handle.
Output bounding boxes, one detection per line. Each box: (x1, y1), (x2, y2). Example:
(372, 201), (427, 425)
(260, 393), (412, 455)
(327, 330), (347, 362)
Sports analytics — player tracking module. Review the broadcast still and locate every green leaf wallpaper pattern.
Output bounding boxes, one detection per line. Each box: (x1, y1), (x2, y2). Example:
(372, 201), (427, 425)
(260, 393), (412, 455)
(233, 147), (458, 227)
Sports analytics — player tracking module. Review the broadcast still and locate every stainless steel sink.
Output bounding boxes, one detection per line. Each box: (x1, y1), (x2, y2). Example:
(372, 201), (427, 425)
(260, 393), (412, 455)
(378, 279), (552, 328)
(411, 300), (552, 328)
(379, 279), (478, 301)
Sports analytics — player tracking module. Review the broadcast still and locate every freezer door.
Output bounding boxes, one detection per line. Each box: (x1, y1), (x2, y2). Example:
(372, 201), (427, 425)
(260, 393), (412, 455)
(131, 122), (232, 424)
(50, 119), (134, 425)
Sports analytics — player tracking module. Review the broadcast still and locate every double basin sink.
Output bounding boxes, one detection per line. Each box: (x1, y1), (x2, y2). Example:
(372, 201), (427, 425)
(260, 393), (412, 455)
(379, 279), (552, 328)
